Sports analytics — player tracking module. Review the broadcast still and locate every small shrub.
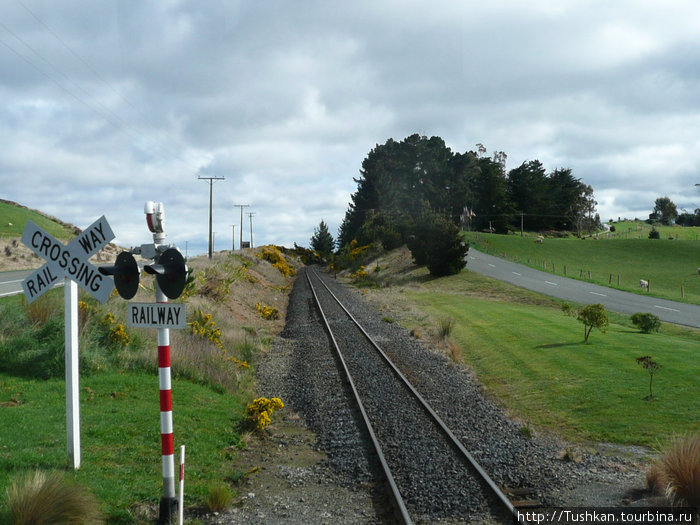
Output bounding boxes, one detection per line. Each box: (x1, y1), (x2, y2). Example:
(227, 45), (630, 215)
(246, 397), (284, 432)
(108, 324), (130, 347)
(437, 317), (454, 340)
(559, 447), (583, 464)
(255, 302), (279, 320)
(5, 470), (103, 524)
(631, 312), (661, 334)
(25, 293), (61, 326)
(258, 246), (296, 277)
(204, 482), (233, 513)
(189, 310), (223, 349)
(636, 355), (662, 400)
(350, 265), (368, 282)
(520, 425), (533, 438)
(446, 340), (462, 363)
(576, 303), (609, 342)
(649, 228), (660, 239)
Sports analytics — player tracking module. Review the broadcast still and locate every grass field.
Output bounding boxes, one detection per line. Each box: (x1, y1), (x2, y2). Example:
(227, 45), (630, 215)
(464, 230), (700, 304)
(0, 371), (246, 523)
(362, 248), (699, 447)
(605, 220), (700, 240)
(0, 201), (75, 240)
(401, 274), (700, 446)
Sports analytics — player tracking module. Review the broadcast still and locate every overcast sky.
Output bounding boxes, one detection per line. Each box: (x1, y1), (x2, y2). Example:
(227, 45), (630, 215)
(1, 1), (699, 256)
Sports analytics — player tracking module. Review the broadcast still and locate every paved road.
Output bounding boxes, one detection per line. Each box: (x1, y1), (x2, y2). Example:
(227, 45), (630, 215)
(467, 249), (700, 329)
(0, 269), (33, 298)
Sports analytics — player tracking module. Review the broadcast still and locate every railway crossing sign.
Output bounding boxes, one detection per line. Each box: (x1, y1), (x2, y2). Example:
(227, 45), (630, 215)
(20, 216), (115, 303)
(19, 215), (116, 470)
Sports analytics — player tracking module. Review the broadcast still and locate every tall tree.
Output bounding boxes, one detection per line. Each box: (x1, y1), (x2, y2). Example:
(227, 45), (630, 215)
(507, 160), (548, 230)
(471, 155), (511, 233)
(310, 220), (335, 259)
(652, 197), (678, 225)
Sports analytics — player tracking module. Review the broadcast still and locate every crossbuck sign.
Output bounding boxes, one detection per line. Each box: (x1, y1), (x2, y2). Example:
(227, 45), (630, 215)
(21, 216), (115, 303)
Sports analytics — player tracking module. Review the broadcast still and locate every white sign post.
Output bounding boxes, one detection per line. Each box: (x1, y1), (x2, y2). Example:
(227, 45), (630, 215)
(20, 216), (115, 469)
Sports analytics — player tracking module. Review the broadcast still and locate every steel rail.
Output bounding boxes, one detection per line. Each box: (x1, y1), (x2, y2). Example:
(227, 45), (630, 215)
(305, 270), (413, 525)
(309, 268), (529, 525)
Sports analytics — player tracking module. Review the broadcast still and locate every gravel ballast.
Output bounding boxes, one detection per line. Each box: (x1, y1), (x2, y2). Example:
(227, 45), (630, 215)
(205, 267), (651, 524)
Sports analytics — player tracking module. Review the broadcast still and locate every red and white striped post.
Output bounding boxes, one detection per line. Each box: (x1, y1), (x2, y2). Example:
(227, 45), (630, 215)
(157, 280), (177, 523)
(144, 202), (178, 524)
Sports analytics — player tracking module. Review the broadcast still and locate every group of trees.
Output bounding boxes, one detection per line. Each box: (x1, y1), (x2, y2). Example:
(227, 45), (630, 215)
(312, 134), (596, 275)
(648, 196), (700, 227)
(337, 135), (596, 246)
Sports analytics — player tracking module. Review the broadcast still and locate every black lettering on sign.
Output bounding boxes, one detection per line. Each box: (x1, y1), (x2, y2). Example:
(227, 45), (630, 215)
(31, 231), (42, 249)
(90, 273), (102, 292)
(39, 235), (51, 257)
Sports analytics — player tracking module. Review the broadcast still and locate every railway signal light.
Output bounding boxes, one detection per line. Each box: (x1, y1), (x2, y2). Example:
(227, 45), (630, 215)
(99, 251), (140, 299)
(144, 248), (188, 300)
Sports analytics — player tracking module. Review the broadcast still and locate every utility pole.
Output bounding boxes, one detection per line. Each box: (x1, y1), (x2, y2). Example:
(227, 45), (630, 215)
(248, 212), (256, 248)
(234, 204), (249, 248)
(198, 176), (225, 259)
(231, 225), (235, 251)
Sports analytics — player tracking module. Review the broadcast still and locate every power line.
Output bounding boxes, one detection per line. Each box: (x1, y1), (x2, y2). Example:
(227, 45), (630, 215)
(247, 212), (256, 248)
(234, 204), (249, 249)
(199, 176), (225, 258)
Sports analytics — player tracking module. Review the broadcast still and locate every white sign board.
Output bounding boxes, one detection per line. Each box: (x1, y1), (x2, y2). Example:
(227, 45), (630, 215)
(21, 216), (115, 303)
(128, 303), (186, 329)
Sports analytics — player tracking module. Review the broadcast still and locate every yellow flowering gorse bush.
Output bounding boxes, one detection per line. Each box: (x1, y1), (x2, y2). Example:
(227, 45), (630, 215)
(255, 302), (279, 320)
(246, 397), (284, 432)
(188, 310), (249, 369)
(189, 310), (223, 349)
(351, 265), (368, 282)
(101, 312), (130, 347)
(257, 246), (296, 277)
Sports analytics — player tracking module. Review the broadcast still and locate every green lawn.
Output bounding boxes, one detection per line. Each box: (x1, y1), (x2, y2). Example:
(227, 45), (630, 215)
(464, 231), (700, 304)
(407, 290), (699, 446)
(0, 371), (246, 524)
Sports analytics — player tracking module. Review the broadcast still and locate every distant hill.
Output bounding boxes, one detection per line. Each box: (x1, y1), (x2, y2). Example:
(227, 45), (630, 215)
(0, 200), (119, 272)
(0, 199), (79, 240)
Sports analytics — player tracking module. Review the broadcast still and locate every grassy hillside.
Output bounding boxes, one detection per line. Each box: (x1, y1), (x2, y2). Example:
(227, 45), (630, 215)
(606, 219), (700, 240)
(0, 200), (76, 240)
(464, 231), (700, 304)
(359, 247), (700, 447)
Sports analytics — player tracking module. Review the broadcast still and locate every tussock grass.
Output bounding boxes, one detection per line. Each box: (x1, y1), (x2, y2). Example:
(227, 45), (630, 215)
(437, 317), (454, 340)
(24, 293), (61, 326)
(658, 435), (700, 506)
(5, 470), (102, 525)
(204, 483), (233, 513)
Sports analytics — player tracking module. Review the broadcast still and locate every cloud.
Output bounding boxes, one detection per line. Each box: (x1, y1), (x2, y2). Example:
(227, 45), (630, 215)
(0, 1), (699, 256)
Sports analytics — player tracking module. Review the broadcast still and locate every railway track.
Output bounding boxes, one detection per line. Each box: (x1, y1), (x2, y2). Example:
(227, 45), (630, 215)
(305, 267), (531, 524)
